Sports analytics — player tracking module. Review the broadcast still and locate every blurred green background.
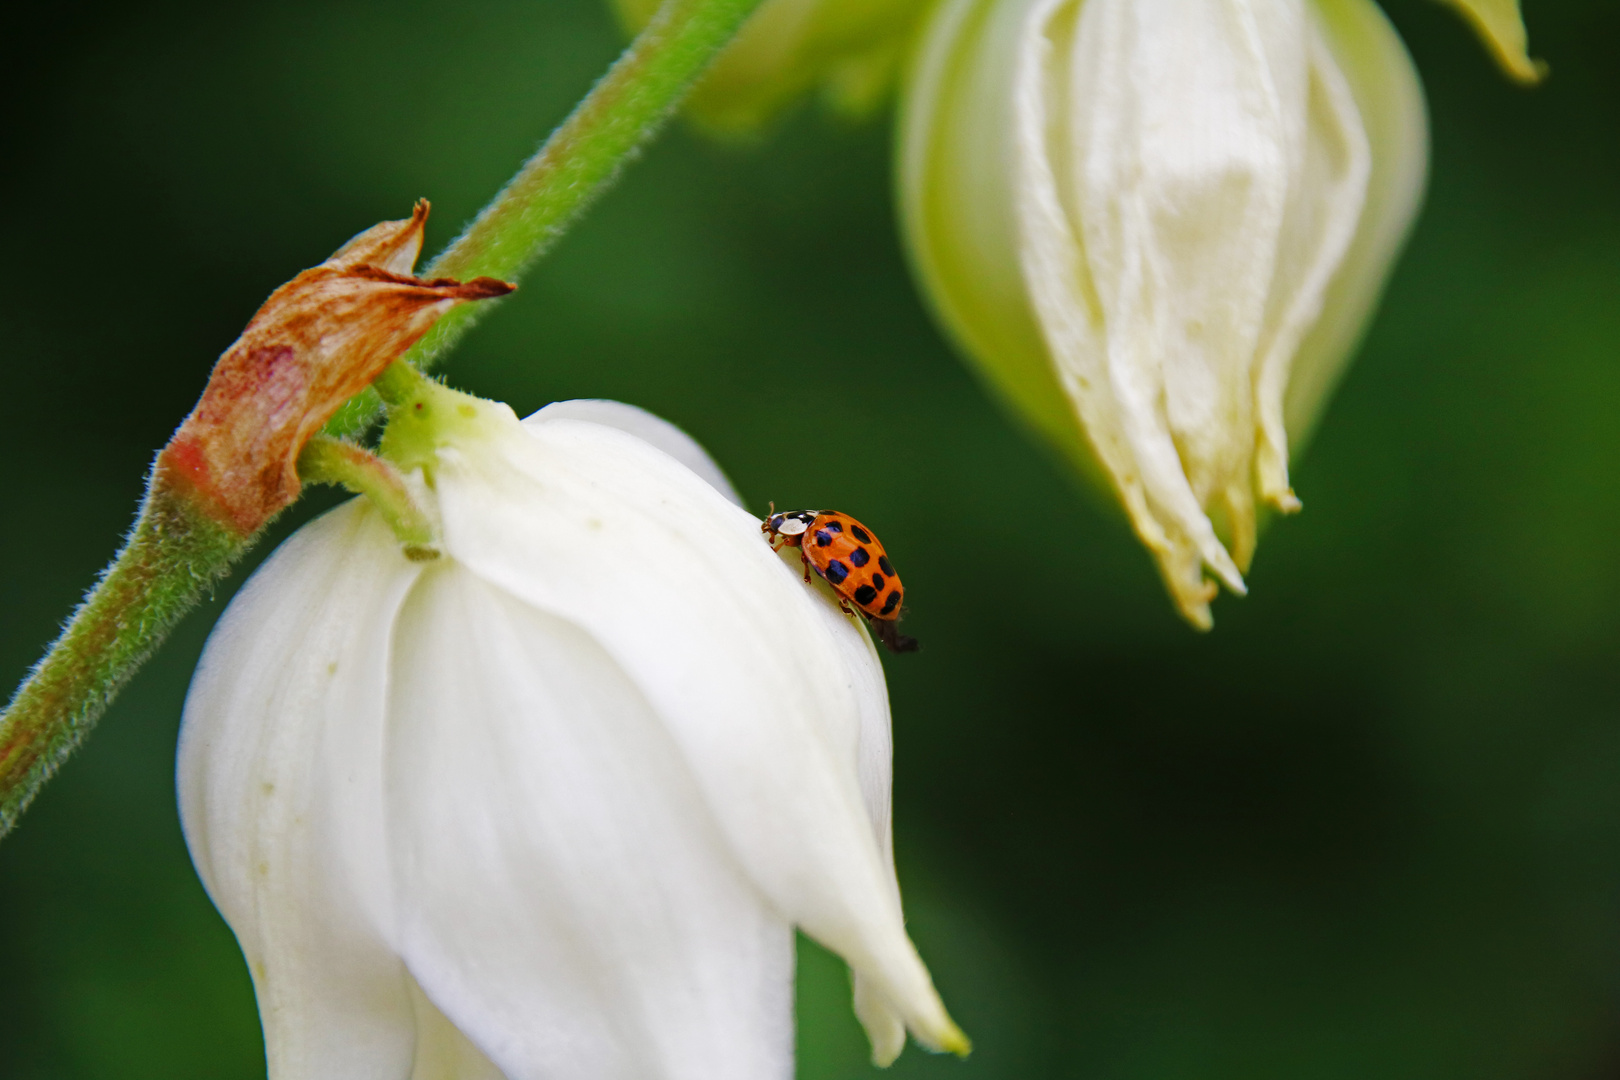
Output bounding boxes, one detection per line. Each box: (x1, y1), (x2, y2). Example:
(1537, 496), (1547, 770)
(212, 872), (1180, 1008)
(3, 1), (1619, 1077)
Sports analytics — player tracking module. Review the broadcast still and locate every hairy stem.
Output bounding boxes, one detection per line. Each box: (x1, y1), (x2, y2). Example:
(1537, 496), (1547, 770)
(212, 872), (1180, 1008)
(0, 481), (243, 836)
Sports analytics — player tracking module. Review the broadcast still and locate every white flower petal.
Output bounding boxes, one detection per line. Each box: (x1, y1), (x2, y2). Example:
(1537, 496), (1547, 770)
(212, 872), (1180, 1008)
(1284, 0), (1428, 445)
(774, 548), (910, 1063)
(525, 400), (745, 508)
(1067, 0), (1307, 546)
(900, 0), (1095, 467)
(431, 401), (962, 1053)
(1250, 1), (1372, 524)
(385, 560), (794, 1080)
(178, 501), (425, 1080)
(1033, 0), (1323, 605)
(406, 974), (507, 1080)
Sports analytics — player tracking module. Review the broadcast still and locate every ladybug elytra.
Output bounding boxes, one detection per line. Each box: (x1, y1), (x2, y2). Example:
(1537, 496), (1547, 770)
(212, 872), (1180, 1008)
(761, 508), (918, 654)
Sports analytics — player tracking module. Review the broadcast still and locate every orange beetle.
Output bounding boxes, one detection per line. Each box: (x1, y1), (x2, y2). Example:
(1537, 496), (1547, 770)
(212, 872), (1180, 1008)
(761, 508), (918, 653)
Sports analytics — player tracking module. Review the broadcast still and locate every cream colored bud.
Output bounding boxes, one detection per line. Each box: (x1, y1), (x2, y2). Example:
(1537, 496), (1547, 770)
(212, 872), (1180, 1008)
(899, 0), (1428, 627)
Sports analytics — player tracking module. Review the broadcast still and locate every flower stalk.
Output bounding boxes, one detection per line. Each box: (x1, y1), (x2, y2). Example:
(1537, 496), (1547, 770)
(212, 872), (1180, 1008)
(296, 436), (440, 560)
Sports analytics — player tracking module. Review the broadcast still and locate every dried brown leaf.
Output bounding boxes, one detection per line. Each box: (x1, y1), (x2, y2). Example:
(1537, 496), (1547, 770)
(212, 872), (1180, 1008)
(157, 202), (512, 536)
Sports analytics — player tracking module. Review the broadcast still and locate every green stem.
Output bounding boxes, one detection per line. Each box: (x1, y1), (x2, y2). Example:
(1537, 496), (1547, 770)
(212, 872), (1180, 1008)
(297, 435), (441, 560)
(370, 356), (432, 407)
(0, 480), (243, 837)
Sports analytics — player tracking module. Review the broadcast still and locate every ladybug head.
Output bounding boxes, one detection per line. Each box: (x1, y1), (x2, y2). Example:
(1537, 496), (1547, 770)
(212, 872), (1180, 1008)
(764, 509), (819, 542)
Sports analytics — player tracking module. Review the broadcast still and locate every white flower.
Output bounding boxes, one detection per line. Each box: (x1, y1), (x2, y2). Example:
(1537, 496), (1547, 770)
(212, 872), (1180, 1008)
(177, 386), (966, 1080)
(898, 0), (1431, 627)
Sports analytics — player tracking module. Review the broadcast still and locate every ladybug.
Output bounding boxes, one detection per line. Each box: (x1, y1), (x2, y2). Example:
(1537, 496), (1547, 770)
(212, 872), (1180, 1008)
(761, 507), (919, 653)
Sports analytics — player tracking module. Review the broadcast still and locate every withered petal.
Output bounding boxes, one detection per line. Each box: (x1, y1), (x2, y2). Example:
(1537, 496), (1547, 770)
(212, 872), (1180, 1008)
(328, 198), (431, 275)
(157, 203), (515, 537)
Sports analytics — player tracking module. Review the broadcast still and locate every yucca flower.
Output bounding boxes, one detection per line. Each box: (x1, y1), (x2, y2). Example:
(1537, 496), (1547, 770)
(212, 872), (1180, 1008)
(898, 0), (1537, 627)
(178, 386), (966, 1079)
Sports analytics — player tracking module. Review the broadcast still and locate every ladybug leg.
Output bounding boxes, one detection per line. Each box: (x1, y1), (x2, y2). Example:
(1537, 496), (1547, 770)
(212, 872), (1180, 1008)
(837, 598), (855, 616)
(799, 549), (812, 585)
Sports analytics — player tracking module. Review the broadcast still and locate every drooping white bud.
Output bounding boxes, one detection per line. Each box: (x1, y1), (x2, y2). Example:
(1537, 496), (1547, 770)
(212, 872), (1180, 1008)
(178, 388), (966, 1079)
(899, 0), (1428, 627)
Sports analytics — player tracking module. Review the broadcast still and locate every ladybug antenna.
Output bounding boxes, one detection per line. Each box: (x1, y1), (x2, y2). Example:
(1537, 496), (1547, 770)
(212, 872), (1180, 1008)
(768, 500), (776, 514)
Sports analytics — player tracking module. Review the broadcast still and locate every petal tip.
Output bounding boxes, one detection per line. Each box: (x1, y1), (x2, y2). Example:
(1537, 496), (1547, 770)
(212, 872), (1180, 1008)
(1509, 56), (1550, 86)
(939, 1020), (973, 1058)
(1439, 0), (1546, 85)
(912, 998), (972, 1059)
(898, 1013), (972, 1063)
(1180, 603), (1216, 633)
(1205, 550), (1248, 598)
(870, 1043), (902, 1069)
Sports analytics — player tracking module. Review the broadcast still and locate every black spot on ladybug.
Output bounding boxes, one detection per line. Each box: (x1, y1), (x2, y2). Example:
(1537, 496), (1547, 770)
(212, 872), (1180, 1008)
(853, 584), (878, 606)
(870, 573), (885, 591)
(880, 589), (901, 615)
(821, 520), (843, 534)
(825, 560), (849, 585)
(850, 525), (871, 543)
(878, 554), (894, 575)
(849, 547), (870, 567)
(814, 529), (836, 547)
